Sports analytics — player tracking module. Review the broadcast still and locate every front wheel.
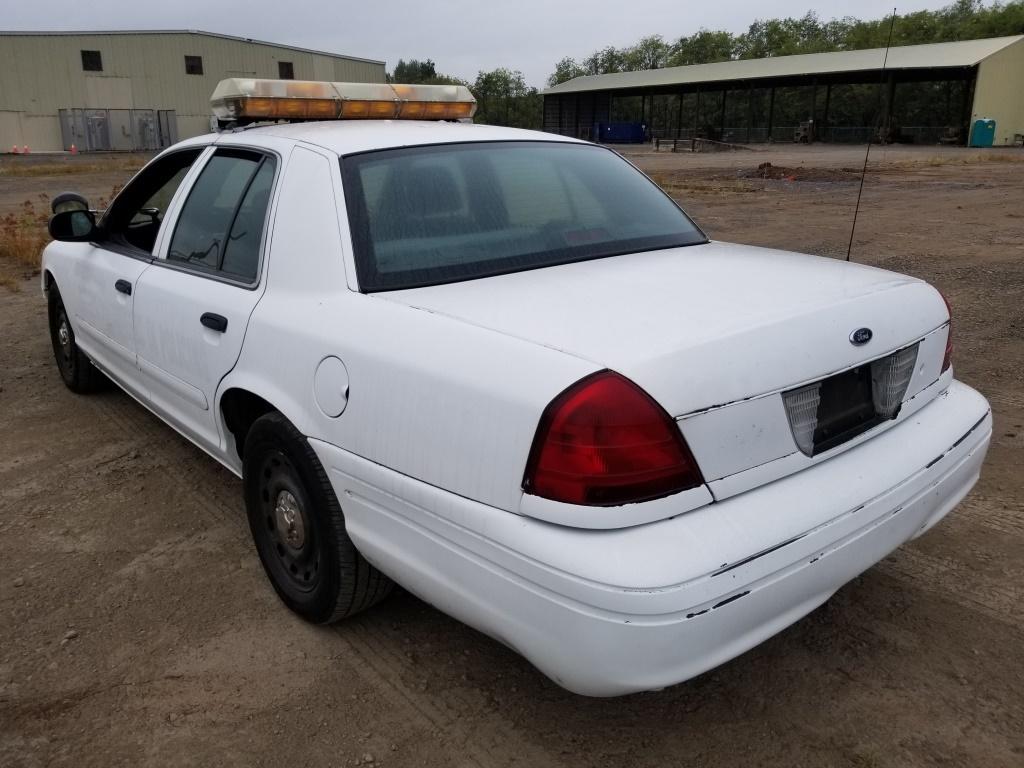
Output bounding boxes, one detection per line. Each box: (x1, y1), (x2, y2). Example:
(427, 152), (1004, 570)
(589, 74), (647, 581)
(47, 286), (102, 393)
(242, 412), (392, 623)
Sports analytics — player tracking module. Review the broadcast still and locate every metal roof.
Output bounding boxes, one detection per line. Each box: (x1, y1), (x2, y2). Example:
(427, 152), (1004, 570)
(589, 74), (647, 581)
(542, 35), (1024, 95)
(0, 29), (385, 65)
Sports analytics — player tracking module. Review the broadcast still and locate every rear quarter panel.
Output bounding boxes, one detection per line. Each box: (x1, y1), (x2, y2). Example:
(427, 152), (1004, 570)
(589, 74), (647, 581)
(219, 142), (597, 513)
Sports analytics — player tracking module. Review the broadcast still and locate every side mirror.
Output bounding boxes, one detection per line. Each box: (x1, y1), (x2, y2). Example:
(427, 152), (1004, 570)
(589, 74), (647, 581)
(48, 209), (99, 242)
(51, 191), (90, 215)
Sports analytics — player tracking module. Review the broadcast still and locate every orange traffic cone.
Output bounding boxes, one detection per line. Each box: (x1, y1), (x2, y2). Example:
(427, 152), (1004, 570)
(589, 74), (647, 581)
(23, 145), (29, 154)
(70, 144), (78, 155)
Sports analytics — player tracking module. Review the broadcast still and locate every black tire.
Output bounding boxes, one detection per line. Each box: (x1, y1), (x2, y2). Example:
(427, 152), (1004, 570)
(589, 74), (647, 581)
(47, 285), (103, 394)
(243, 411), (393, 623)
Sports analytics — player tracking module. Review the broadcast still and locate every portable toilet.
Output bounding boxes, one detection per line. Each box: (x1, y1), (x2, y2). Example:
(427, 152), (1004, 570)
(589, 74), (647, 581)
(969, 119), (996, 147)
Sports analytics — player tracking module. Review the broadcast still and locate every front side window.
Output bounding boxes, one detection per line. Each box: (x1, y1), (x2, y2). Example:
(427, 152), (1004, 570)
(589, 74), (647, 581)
(341, 141), (706, 292)
(102, 149), (203, 254)
(167, 150), (276, 282)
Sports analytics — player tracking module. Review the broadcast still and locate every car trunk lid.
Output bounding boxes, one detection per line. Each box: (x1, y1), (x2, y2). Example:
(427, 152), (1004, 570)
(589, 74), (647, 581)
(381, 241), (948, 419)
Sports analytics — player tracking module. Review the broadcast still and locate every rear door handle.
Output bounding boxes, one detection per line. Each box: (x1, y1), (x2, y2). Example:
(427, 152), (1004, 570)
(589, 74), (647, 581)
(114, 279), (132, 295)
(200, 312), (228, 333)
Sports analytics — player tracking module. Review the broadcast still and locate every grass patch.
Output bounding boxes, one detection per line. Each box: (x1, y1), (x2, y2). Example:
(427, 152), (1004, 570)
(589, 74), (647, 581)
(0, 188), (122, 291)
(0, 157), (145, 178)
(0, 196), (50, 270)
(0, 196), (49, 291)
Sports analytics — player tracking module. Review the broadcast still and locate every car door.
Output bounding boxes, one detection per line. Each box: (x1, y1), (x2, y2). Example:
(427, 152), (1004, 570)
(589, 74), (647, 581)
(67, 148), (206, 393)
(132, 147), (279, 456)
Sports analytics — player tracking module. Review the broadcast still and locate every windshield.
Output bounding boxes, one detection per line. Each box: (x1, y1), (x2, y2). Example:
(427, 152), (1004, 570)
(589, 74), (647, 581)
(341, 141), (707, 292)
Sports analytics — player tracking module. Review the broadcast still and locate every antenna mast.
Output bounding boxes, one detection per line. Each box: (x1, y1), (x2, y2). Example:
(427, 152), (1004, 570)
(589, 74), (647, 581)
(846, 8), (898, 262)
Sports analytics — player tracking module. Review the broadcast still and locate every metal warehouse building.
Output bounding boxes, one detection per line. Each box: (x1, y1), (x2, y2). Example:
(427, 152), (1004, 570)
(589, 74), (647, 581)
(0, 30), (386, 152)
(542, 35), (1024, 147)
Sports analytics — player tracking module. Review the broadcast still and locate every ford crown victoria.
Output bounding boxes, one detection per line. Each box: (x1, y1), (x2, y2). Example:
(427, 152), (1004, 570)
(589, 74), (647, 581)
(41, 79), (991, 696)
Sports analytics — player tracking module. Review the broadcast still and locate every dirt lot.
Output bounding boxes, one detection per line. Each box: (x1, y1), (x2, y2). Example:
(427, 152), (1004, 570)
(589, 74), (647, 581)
(1, 145), (1022, 767)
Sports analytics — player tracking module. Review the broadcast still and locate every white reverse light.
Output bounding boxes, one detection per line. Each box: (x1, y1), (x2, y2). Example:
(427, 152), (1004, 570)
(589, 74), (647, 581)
(871, 344), (918, 419)
(783, 382), (822, 457)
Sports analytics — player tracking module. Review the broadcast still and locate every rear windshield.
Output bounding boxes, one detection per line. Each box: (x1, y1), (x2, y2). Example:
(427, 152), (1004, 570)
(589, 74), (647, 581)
(341, 141), (706, 292)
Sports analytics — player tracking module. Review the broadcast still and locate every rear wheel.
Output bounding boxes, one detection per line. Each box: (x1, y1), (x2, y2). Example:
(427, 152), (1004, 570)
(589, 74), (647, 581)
(242, 412), (392, 623)
(47, 286), (102, 393)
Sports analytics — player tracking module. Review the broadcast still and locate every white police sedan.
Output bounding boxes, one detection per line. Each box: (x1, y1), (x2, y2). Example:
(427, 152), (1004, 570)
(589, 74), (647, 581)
(41, 79), (991, 696)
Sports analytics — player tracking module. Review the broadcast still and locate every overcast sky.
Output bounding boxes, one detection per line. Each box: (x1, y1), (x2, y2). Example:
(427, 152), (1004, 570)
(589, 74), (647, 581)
(5, 0), (958, 87)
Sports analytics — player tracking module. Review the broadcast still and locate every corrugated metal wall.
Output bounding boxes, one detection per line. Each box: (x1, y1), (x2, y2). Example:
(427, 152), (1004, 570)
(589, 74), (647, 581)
(0, 32), (386, 151)
(971, 38), (1024, 146)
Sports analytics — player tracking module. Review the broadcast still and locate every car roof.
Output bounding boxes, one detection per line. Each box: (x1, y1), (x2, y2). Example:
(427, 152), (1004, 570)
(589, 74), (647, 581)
(212, 120), (586, 156)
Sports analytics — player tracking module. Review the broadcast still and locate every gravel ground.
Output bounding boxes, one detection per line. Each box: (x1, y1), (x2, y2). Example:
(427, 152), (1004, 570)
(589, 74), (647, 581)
(1, 144), (1022, 767)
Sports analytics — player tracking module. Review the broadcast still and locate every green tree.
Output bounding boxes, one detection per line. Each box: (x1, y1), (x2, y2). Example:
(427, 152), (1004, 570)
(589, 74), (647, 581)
(582, 46), (626, 75)
(622, 35), (671, 70)
(472, 68), (542, 129)
(390, 59), (436, 83)
(668, 29), (736, 65)
(558, 0), (1024, 77)
(390, 58), (466, 86)
(547, 57), (588, 87)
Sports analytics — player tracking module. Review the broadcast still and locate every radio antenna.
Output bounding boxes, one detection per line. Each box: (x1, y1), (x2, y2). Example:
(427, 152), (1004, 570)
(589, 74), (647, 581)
(846, 8), (898, 262)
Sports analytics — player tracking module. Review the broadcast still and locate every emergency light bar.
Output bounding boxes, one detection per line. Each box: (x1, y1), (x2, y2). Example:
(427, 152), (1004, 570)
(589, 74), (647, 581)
(210, 78), (476, 124)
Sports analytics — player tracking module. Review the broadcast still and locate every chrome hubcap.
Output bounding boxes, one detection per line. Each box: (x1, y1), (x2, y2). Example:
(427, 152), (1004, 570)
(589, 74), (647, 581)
(274, 490), (305, 550)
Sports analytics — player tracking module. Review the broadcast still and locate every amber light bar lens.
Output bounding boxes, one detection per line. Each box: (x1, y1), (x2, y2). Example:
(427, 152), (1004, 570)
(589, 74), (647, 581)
(211, 78), (476, 122)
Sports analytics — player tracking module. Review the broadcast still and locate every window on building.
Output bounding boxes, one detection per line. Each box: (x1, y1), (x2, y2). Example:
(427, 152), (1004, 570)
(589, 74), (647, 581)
(81, 50), (103, 72)
(278, 61), (294, 80)
(185, 55), (204, 75)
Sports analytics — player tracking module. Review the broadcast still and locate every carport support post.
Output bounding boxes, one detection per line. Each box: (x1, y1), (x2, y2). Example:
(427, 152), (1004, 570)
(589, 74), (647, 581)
(810, 78), (818, 140)
(677, 91), (685, 139)
(880, 72), (896, 140)
(747, 83), (754, 143)
(823, 83), (832, 141)
(720, 89), (728, 139)
(960, 77), (973, 144)
(693, 87), (701, 137)
(767, 86), (776, 142)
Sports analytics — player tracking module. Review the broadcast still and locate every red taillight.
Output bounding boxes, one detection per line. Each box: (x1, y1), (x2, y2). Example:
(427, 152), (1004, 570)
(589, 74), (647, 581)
(523, 371), (704, 506)
(941, 293), (953, 373)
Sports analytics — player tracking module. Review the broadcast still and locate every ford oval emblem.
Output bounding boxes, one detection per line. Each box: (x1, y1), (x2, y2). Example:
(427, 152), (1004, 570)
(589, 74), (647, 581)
(850, 327), (873, 346)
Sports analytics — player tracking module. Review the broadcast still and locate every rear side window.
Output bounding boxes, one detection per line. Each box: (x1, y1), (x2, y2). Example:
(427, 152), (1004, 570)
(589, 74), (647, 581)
(221, 160), (275, 279)
(341, 141), (706, 292)
(167, 150), (276, 282)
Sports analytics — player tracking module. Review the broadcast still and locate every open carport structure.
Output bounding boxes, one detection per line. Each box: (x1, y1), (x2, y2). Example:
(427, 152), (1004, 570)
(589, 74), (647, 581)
(542, 35), (1024, 147)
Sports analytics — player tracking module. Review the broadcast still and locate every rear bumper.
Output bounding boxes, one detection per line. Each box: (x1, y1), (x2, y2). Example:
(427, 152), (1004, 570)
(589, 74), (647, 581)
(312, 380), (991, 696)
